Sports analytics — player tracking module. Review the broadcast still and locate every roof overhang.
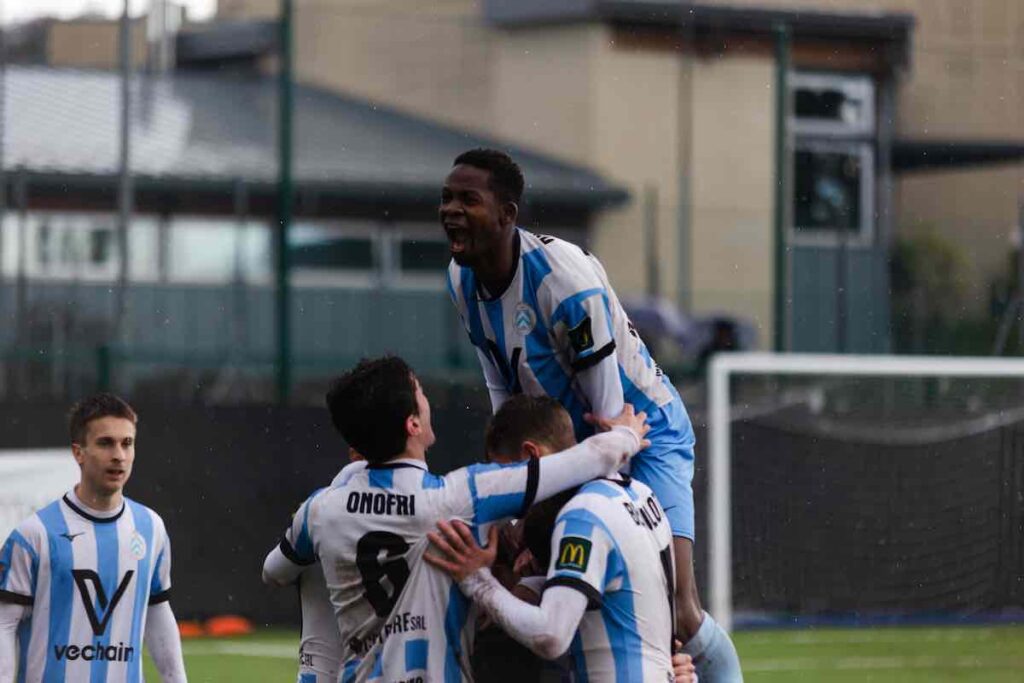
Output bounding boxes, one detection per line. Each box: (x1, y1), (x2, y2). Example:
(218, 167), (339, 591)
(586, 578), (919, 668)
(485, 1), (913, 67)
(892, 140), (1024, 173)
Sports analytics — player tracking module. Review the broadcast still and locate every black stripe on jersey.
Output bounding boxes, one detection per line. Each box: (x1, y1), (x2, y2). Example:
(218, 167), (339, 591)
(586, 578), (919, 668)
(62, 495), (125, 524)
(519, 456), (540, 519)
(0, 589), (32, 605)
(279, 538), (316, 567)
(149, 589), (172, 605)
(570, 340), (616, 373)
(544, 576), (602, 610)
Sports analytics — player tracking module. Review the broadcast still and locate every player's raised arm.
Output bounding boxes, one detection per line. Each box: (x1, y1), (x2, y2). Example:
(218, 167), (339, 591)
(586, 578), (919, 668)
(438, 405), (650, 526)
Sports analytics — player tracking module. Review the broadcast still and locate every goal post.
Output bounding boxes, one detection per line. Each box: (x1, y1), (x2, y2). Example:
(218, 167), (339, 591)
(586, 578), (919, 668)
(707, 352), (1024, 633)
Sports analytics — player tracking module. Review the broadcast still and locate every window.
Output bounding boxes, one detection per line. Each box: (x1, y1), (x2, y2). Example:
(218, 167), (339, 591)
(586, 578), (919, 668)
(168, 217), (271, 284)
(790, 73), (875, 246)
(289, 221), (379, 288)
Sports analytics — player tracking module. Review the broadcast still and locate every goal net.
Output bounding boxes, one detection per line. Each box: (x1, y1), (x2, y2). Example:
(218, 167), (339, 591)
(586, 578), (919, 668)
(707, 353), (1024, 632)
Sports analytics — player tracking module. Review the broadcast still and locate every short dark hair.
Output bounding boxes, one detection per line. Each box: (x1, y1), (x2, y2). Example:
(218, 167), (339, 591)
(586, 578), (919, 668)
(485, 395), (574, 462)
(69, 393), (138, 444)
(325, 356), (419, 464)
(453, 148), (525, 205)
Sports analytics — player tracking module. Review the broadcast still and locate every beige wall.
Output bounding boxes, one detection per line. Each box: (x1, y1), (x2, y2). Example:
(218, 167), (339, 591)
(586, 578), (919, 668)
(695, 0), (1024, 316)
(47, 20), (148, 69)
(688, 57), (776, 343)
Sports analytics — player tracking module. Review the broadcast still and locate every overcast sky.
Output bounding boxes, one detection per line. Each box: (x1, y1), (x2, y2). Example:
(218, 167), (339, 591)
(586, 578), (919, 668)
(1, 0), (217, 25)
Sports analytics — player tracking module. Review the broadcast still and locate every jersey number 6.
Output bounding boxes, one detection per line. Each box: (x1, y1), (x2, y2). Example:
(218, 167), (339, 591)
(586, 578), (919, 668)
(356, 531), (411, 617)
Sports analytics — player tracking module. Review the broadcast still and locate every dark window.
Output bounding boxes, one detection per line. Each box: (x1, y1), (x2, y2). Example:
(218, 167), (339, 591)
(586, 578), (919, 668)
(793, 149), (862, 233)
(291, 236), (374, 270)
(399, 239), (448, 273)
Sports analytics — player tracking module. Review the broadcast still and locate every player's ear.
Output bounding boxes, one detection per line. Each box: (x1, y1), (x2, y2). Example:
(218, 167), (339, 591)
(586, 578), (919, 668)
(521, 440), (541, 461)
(71, 443), (85, 466)
(406, 413), (421, 437)
(500, 200), (518, 227)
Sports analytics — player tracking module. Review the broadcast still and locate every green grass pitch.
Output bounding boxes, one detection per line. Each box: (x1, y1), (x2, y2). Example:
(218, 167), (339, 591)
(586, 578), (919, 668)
(146, 624), (1024, 681)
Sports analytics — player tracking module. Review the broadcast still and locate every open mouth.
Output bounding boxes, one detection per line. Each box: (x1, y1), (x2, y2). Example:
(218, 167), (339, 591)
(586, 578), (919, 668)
(444, 225), (469, 254)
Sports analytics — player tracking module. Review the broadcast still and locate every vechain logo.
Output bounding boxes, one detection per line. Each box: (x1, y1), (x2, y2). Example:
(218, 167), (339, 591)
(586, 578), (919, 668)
(54, 642), (135, 662)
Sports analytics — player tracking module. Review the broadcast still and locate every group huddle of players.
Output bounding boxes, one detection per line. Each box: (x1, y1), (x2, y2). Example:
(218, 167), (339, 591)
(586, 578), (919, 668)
(0, 148), (744, 682)
(263, 149), (743, 682)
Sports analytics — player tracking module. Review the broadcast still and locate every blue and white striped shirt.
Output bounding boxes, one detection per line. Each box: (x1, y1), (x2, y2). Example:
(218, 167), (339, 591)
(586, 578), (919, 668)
(0, 493), (171, 683)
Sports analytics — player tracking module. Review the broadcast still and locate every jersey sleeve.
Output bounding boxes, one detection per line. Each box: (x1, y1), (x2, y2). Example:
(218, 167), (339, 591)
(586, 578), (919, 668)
(547, 256), (617, 374)
(0, 525), (39, 605)
(543, 505), (617, 608)
(149, 517), (173, 604)
(280, 490), (322, 568)
(437, 459), (540, 527)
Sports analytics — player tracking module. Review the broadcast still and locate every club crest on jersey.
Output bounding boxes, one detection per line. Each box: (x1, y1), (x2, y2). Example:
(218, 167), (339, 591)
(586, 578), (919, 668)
(513, 303), (536, 335)
(555, 537), (592, 572)
(129, 531), (147, 560)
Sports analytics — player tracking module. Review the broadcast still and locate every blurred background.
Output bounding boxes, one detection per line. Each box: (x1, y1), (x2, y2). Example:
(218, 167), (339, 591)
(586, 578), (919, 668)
(0, 1), (1021, 680)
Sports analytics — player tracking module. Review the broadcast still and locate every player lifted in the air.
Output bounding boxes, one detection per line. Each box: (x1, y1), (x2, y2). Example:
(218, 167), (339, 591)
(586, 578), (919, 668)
(430, 395), (696, 683)
(442, 148), (742, 681)
(262, 355), (649, 682)
(0, 393), (186, 683)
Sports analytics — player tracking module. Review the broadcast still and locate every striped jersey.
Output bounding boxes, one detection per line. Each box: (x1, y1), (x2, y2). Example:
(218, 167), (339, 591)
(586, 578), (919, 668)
(0, 493), (172, 683)
(294, 563), (343, 683)
(446, 228), (693, 449)
(287, 457), (541, 683)
(545, 477), (675, 682)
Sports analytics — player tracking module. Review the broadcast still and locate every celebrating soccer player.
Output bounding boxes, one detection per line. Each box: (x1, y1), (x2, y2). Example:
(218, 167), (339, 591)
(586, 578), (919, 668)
(442, 148), (742, 680)
(0, 393), (186, 683)
(261, 453), (368, 682)
(264, 355), (648, 681)
(432, 394), (696, 682)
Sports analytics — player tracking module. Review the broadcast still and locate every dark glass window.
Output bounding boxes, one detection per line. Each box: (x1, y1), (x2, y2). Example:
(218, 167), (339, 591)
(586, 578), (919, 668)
(399, 239), (448, 272)
(793, 149), (862, 232)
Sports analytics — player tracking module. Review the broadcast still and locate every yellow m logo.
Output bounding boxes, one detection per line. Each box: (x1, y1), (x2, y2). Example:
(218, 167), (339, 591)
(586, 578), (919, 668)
(555, 537), (591, 571)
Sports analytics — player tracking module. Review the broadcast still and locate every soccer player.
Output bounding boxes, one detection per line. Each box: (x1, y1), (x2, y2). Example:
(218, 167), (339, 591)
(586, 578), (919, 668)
(0, 393), (186, 683)
(268, 355), (648, 682)
(442, 148), (742, 680)
(447, 394), (696, 682)
(261, 454), (368, 682)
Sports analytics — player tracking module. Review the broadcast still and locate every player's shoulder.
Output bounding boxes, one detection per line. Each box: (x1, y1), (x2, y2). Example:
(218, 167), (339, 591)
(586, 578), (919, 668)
(123, 497), (169, 531)
(556, 479), (624, 519)
(519, 229), (602, 294)
(5, 507), (49, 547)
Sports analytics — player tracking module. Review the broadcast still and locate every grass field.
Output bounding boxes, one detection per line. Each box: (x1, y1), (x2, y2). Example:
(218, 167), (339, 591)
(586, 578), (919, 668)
(145, 624), (1024, 681)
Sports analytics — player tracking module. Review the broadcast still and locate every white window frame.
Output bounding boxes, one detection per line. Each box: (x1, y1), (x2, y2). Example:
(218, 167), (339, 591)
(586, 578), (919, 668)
(789, 139), (875, 249)
(790, 72), (875, 138)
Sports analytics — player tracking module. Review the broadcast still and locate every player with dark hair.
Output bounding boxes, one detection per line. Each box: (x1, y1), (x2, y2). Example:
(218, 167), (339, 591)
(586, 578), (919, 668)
(261, 355), (651, 681)
(443, 148), (742, 680)
(0, 393), (186, 682)
(431, 395), (698, 682)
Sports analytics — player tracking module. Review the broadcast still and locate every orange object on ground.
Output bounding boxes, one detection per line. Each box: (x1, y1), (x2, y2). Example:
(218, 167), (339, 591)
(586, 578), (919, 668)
(177, 621), (204, 638)
(205, 615), (254, 637)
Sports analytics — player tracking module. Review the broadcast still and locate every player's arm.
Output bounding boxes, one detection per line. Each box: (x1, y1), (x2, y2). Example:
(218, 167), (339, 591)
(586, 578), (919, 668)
(425, 521), (589, 660)
(0, 527), (38, 682)
(144, 601), (186, 682)
(438, 407), (649, 525)
(548, 260), (625, 419)
(475, 347), (511, 412)
(263, 493), (320, 587)
(145, 524), (186, 681)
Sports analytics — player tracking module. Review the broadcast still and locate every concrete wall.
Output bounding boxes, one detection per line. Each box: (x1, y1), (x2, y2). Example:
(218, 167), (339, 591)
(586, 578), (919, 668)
(47, 20), (148, 69)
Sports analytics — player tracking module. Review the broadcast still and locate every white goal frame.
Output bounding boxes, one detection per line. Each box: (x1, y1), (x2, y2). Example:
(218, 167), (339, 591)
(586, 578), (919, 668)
(707, 352), (1024, 632)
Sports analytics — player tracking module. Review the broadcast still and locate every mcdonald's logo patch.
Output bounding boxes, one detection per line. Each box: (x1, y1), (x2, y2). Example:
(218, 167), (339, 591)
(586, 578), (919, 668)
(555, 537), (592, 572)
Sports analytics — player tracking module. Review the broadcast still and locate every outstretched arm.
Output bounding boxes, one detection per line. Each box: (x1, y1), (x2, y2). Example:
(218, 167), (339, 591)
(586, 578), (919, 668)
(144, 601), (187, 682)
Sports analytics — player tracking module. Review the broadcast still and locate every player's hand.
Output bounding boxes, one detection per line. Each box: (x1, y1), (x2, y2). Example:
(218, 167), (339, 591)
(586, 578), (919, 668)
(673, 641), (697, 683)
(585, 404), (651, 450)
(425, 520), (498, 583)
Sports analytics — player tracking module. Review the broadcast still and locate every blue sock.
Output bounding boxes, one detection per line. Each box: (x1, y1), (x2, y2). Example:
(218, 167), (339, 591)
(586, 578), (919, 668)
(680, 611), (744, 682)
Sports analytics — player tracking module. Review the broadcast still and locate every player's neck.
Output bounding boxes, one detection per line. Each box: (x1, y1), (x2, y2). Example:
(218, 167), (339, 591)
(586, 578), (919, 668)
(475, 229), (519, 297)
(74, 482), (124, 512)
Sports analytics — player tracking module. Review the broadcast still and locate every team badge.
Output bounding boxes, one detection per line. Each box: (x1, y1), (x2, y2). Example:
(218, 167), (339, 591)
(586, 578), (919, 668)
(555, 536), (592, 572)
(129, 531), (147, 560)
(568, 317), (594, 352)
(513, 303), (536, 335)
